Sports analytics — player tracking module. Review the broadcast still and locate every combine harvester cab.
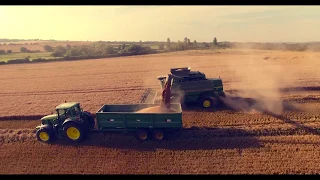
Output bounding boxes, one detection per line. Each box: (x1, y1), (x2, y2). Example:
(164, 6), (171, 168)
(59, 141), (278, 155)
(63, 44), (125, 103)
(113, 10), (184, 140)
(140, 67), (225, 108)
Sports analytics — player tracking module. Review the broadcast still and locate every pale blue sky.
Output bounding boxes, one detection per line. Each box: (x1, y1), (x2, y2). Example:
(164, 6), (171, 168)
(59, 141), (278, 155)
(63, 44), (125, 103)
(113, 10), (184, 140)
(0, 5), (319, 42)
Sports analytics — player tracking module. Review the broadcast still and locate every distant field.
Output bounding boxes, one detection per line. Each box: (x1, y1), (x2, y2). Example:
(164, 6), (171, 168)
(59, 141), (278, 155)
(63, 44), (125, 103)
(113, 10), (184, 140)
(0, 52), (52, 62)
(150, 45), (159, 49)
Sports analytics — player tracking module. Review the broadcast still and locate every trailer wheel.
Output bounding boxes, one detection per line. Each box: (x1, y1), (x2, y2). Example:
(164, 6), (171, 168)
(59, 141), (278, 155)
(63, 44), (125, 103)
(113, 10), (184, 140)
(63, 122), (85, 142)
(152, 130), (165, 140)
(36, 128), (54, 143)
(136, 129), (150, 141)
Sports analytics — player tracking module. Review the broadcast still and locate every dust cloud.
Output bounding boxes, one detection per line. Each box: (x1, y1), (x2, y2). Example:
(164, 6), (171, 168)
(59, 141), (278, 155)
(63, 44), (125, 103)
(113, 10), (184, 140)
(220, 47), (298, 115)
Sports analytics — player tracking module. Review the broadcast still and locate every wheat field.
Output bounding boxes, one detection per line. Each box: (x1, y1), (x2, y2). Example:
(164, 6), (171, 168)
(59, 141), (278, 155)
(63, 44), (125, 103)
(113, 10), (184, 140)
(1, 49), (320, 174)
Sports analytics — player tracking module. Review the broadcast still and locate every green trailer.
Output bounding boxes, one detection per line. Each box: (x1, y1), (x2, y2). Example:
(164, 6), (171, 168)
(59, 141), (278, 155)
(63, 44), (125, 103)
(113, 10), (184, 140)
(35, 102), (182, 143)
(96, 103), (182, 141)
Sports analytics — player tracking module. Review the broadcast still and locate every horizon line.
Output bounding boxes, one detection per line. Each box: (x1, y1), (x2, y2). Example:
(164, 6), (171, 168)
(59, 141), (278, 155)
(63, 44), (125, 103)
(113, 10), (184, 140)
(0, 38), (319, 44)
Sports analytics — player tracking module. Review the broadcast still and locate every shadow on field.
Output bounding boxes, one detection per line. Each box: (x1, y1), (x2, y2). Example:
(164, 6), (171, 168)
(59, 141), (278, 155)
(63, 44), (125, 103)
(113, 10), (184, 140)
(51, 127), (263, 152)
(257, 108), (320, 136)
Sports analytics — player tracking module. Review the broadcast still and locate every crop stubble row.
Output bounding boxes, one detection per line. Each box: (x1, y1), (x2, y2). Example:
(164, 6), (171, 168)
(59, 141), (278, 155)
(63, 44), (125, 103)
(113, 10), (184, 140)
(1, 134), (319, 174)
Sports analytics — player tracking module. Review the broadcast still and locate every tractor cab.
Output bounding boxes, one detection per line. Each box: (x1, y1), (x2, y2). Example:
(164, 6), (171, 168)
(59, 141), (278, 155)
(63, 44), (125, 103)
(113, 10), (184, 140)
(157, 67), (207, 89)
(170, 67), (207, 81)
(40, 102), (83, 127)
(55, 102), (82, 120)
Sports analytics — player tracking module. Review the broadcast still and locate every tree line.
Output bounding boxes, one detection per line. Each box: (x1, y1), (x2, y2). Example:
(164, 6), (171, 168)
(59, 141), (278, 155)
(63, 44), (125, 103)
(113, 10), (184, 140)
(43, 42), (156, 58)
(162, 37), (220, 51)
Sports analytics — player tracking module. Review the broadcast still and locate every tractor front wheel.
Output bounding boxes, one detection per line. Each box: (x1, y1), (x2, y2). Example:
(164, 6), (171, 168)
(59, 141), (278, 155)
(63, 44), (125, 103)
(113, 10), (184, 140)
(36, 128), (54, 143)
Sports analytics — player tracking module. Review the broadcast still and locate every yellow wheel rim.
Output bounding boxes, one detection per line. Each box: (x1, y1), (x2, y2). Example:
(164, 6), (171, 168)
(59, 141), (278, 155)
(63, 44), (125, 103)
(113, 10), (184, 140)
(39, 132), (49, 141)
(155, 132), (163, 140)
(139, 133), (147, 140)
(67, 127), (80, 140)
(203, 100), (211, 108)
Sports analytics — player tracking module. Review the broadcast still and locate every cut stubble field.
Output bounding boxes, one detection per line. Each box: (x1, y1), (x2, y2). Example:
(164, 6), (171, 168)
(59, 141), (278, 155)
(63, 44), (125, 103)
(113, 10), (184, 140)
(1, 49), (320, 174)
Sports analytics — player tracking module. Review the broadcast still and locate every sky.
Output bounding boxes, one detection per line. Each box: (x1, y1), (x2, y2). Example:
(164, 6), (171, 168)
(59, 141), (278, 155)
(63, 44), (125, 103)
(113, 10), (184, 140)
(0, 5), (320, 42)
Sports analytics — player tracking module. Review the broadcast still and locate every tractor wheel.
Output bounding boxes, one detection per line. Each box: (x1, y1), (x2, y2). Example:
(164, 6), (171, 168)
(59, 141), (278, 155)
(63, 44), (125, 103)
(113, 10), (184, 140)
(36, 128), (54, 143)
(136, 129), (150, 141)
(63, 122), (86, 142)
(152, 130), (166, 141)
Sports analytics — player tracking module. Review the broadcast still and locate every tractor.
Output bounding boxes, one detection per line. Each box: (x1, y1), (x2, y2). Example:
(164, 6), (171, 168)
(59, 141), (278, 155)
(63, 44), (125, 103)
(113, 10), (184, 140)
(35, 102), (95, 143)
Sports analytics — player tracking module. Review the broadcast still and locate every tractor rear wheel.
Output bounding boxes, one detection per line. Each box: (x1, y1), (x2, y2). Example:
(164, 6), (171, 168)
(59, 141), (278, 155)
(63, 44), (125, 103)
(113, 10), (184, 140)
(36, 128), (54, 143)
(63, 123), (86, 142)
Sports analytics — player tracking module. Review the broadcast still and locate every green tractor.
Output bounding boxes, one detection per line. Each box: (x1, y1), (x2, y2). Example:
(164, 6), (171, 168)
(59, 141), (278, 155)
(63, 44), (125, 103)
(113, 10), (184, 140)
(141, 67), (225, 108)
(35, 102), (95, 143)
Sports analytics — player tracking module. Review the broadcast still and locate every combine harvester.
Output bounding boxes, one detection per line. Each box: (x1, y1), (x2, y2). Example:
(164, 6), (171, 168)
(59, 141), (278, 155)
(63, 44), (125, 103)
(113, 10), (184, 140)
(35, 67), (225, 143)
(140, 67), (225, 108)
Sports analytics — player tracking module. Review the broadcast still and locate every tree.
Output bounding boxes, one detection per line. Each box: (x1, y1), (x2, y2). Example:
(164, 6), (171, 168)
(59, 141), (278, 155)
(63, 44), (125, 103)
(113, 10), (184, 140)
(51, 46), (67, 57)
(55, 46), (67, 53)
(6, 50), (12, 54)
(0, 50), (6, 54)
(213, 37), (218, 46)
(203, 42), (209, 48)
(102, 45), (116, 55)
(159, 43), (165, 50)
(193, 40), (197, 48)
(184, 37), (188, 43)
(20, 47), (28, 53)
(43, 45), (54, 52)
(166, 38), (171, 50)
(77, 45), (90, 55)
(65, 48), (80, 56)
(125, 44), (143, 54)
(121, 44), (126, 50)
